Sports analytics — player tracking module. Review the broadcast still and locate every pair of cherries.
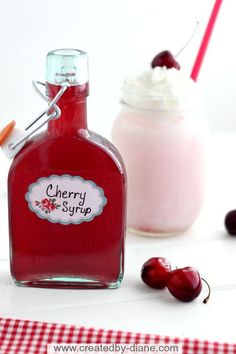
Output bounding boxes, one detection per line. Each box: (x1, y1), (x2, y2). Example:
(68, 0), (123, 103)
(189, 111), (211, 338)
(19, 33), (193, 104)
(141, 257), (210, 303)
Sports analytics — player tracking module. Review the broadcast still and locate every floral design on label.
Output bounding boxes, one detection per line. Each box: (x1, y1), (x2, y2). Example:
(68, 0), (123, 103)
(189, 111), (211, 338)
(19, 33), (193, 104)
(25, 175), (107, 225)
(35, 198), (61, 214)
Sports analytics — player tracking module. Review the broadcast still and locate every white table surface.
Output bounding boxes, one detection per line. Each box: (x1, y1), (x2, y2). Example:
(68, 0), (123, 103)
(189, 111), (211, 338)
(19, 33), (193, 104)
(1, 133), (236, 344)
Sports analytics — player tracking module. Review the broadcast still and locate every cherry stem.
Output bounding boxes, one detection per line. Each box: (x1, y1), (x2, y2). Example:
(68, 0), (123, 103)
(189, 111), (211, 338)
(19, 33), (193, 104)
(175, 21), (200, 58)
(201, 278), (211, 304)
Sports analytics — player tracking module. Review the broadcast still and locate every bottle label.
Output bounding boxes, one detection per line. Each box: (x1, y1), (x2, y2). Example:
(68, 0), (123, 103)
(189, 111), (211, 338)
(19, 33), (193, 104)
(25, 175), (107, 225)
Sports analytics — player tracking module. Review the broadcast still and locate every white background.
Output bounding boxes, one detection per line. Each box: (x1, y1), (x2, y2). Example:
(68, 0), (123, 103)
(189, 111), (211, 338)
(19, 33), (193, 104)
(1, 2), (236, 342)
(0, 0), (235, 138)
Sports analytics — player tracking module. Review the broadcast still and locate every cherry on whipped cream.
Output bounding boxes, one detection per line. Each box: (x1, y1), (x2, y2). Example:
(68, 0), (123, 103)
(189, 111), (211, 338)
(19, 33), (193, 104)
(151, 50), (180, 70)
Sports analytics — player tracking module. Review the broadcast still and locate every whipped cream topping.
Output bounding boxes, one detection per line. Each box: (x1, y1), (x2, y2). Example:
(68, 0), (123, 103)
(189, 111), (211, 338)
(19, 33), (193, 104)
(122, 67), (198, 110)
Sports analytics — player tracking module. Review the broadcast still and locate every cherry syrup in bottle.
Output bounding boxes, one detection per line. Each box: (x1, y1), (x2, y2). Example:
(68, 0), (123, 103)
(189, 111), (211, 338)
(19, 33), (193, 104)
(8, 49), (126, 288)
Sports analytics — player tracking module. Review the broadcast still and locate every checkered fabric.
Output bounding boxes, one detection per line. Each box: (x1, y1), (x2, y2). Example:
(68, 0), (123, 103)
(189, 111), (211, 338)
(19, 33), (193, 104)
(0, 318), (236, 354)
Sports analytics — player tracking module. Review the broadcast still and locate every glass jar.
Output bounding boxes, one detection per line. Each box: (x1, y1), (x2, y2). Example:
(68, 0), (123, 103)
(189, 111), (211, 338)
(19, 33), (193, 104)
(112, 99), (208, 236)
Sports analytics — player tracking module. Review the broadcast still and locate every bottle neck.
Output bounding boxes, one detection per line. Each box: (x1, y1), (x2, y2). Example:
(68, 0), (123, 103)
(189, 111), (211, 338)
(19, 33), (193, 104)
(47, 83), (88, 136)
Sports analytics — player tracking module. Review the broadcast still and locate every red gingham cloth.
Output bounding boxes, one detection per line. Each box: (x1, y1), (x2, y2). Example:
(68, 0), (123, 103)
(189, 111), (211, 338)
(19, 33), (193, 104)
(0, 317), (236, 354)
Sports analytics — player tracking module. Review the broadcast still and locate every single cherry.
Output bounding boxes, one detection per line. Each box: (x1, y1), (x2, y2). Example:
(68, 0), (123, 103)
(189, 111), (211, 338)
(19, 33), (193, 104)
(141, 257), (171, 289)
(167, 267), (203, 302)
(225, 210), (236, 235)
(151, 50), (180, 70)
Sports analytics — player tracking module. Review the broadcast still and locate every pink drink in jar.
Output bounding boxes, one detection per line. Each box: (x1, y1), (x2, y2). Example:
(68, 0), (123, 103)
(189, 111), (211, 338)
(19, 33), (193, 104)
(112, 65), (208, 236)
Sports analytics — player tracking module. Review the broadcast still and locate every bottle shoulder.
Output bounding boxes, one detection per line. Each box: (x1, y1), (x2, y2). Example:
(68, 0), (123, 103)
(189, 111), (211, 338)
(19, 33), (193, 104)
(9, 130), (126, 177)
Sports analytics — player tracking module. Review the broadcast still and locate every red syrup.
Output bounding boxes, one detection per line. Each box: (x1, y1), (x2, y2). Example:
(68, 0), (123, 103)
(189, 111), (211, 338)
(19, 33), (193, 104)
(8, 74), (126, 288)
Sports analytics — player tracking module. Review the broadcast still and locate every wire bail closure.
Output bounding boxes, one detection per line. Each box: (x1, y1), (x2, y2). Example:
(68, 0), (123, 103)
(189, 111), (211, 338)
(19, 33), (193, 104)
(10, 81), (69, 151)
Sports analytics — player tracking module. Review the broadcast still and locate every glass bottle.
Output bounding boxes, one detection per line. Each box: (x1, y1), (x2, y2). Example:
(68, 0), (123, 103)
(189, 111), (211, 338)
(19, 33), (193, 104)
(8, 49), (126, 288)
